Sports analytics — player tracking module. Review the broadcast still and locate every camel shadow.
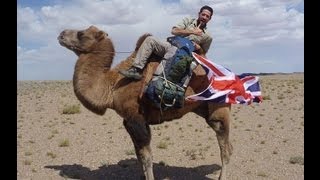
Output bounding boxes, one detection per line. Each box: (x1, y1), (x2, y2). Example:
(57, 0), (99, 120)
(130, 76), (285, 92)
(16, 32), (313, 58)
(45, 158), (221, 180)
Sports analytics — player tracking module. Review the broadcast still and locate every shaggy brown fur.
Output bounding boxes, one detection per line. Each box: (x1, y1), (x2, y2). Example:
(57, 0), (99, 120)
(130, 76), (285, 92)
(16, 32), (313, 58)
(58, 25), (233, 180)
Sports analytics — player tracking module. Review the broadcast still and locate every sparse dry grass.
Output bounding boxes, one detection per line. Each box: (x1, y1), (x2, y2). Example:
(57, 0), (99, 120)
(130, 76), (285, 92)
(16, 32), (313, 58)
(62, 104), (81, 114)
(289, 156), (304, 165)
(157, 141), (168, 149)
(125, 149), (135, 156)
(59, 139), (70, 147)
(46, 152), (57, 159)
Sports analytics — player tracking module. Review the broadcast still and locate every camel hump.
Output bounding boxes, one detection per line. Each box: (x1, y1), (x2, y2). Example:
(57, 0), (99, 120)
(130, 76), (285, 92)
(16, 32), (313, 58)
(135, 33), (152, 51)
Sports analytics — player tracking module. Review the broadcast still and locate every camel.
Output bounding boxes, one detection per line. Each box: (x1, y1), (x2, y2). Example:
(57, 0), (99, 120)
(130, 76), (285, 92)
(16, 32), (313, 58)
(57, 25), (233, 180)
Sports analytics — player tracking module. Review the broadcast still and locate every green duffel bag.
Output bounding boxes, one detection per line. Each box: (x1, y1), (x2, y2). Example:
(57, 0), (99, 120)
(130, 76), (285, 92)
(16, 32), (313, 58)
(154, 78), (185, 109)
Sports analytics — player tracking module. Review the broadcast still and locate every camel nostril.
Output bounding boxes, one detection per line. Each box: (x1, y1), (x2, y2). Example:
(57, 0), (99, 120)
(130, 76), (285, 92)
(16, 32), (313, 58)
(58, 34), (64, 40)
(58, 31), (66, 40)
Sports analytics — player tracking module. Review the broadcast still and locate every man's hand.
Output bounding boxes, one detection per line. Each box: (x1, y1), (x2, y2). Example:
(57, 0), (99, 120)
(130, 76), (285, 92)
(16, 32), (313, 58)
(193, 42), (201, 50)
(193, 22), (203, 36)
(193, 41), (206, 56)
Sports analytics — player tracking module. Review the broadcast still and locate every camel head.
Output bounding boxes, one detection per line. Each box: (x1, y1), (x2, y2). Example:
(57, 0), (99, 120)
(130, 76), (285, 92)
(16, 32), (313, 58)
(58, 25), (109, 56)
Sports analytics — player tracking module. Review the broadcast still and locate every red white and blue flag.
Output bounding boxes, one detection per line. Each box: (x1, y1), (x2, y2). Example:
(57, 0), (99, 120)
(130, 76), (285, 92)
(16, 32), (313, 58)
(186, 52), (262, 105)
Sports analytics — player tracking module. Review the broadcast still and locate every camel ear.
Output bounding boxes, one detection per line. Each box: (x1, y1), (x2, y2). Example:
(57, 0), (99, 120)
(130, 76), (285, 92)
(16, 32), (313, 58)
(96, 31), (106, 41)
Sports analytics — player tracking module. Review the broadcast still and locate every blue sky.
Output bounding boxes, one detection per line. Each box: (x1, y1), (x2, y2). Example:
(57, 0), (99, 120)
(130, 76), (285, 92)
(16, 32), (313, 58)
(17, 0), (304, 80)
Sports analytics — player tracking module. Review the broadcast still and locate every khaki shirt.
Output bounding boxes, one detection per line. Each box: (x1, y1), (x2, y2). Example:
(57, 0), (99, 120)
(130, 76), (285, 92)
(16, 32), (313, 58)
(173, 17), (212, 53)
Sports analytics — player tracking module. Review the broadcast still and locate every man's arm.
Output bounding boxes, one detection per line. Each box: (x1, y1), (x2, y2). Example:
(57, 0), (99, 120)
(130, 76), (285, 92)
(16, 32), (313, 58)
(171, 26), (202, 36)
(172, 21), (203, 36)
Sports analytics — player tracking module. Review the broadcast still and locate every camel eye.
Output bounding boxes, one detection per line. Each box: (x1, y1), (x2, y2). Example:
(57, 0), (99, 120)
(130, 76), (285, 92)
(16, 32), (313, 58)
(77, 31), (84, 39)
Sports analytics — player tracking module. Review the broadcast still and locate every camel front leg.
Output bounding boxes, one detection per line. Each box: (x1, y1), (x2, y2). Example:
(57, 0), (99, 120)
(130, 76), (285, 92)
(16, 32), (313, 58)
(123, 119), (154, 180)
(206, 104), (233, 180)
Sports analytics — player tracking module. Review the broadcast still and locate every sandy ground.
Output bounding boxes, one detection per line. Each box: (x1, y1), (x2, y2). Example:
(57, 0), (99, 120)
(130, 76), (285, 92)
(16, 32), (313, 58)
(17, 73), (304, 180)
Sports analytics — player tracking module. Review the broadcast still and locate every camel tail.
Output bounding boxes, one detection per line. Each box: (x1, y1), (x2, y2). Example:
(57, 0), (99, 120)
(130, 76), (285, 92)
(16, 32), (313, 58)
(135, 33), (152, 51)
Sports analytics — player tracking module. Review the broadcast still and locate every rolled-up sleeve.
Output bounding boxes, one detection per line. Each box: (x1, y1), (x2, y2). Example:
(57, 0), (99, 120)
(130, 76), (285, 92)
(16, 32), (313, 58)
(172, 17), (190, 29)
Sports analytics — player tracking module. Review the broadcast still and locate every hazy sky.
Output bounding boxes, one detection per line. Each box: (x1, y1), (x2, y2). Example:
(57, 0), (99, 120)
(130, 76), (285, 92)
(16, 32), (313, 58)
(17, 0), (304, 80)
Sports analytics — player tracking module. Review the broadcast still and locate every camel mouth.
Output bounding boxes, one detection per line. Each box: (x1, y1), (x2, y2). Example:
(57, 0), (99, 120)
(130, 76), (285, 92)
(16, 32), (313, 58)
(57, 31), (74, 48)
(57, 35), (76, 51)
(57, 37), (82, 54)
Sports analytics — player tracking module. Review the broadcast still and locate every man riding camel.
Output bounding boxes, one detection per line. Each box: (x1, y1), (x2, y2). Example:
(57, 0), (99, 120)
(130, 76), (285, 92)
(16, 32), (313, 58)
(119, 5), (213, 80)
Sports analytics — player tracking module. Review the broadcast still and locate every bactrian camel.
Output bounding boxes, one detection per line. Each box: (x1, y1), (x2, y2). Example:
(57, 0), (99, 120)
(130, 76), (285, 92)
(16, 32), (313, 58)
(57, 25), (233, 180)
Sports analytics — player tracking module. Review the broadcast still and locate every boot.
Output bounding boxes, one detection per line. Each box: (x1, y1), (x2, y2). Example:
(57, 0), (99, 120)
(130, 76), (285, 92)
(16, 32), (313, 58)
(119, 66), (143, 80)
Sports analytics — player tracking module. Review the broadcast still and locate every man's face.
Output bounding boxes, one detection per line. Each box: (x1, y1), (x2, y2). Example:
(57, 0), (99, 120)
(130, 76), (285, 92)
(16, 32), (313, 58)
(198, 9), (212, 24)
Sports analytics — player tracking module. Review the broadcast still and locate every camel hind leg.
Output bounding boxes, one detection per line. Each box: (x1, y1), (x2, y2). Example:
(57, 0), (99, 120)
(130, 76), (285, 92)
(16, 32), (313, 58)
(123, 119), (154, 180)
(206, 104), (233, 180)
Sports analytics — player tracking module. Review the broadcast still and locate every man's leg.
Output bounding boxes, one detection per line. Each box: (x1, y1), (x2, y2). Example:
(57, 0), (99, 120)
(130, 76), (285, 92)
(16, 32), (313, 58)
(119, 36), (172, 80)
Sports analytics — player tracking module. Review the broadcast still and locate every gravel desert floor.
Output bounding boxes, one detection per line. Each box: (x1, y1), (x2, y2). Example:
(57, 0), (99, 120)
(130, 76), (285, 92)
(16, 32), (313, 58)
(17, 73), (304, 180)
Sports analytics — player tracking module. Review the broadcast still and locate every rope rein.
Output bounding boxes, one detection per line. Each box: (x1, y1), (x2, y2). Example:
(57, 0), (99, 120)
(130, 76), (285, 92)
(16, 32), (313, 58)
(114, 51), (134, 54)
(90, 50), (133, 54)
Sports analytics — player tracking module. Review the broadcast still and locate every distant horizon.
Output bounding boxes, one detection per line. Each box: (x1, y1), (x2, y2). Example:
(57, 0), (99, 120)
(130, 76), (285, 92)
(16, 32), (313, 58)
(16, 71), (304, 81)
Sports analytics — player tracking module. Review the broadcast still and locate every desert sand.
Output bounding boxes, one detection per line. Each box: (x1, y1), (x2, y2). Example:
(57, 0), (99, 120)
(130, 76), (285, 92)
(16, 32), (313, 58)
(17, 73), (304, 180)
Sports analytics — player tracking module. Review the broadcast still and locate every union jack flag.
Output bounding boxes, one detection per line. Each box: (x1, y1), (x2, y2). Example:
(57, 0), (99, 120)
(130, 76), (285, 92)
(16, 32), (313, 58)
(186, 52), (262, 105)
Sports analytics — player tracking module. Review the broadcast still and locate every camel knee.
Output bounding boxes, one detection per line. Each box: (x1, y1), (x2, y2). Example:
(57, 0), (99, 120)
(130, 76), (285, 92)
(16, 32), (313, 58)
(139, 147), (153, 166)
(207, 113), (230, 135)
(207, 119), (227, 135)
(207, 105), (230, 133)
